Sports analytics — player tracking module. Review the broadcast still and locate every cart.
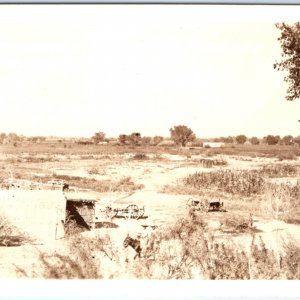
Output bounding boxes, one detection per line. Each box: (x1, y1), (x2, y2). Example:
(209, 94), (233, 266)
(186, 198), (209, 212)
(105, 204), (145, 220)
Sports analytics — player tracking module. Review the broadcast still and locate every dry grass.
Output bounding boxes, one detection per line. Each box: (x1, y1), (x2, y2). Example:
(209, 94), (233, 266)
(134, 213), (300, 279)
(261, 183), (300, 223)
(1, 142), (300, 159)
(30, 173), (144, 193)
(38, 233), (118, 279)
(0, 215), (31, 247)
(220, 213), (256, 234)
(87, 167), (101, 175)
(260, 164), (300, 177)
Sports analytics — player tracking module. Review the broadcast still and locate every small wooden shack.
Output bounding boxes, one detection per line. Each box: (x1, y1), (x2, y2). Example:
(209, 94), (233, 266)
(64, 192), (98, 230)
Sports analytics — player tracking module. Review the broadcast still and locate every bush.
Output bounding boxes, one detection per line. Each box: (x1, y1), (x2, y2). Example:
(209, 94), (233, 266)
(137, 214), (300, 279)
(87, 167), (100, 175)
(0, 215), (31, 246)
(220, 213), (254, 233)
(39, 234), (117, 279)
(198, 158), (228, 168)
(131, 153), (149, 160)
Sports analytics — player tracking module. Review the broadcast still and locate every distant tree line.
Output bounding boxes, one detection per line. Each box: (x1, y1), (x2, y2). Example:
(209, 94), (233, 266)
(212, 134), (300, 146)
(1, 128), (300, 148)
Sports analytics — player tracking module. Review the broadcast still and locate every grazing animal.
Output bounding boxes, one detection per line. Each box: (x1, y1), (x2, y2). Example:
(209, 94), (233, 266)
(209, 201), (223, 211)
(123, 235), (142, 259)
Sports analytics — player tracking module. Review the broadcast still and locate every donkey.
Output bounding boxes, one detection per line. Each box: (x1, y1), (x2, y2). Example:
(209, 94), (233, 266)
(123, 235), (142, 260)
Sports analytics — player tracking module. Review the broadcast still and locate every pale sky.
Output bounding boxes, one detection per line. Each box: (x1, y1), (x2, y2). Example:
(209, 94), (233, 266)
(1, 5), (300, 138)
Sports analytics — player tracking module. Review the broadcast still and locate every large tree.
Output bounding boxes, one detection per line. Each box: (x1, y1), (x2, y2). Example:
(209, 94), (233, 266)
(274, 22), (300, 101)
(92, 131), (106, 144)
(170, 125), (196, 147)
(235, 134), (247, 145)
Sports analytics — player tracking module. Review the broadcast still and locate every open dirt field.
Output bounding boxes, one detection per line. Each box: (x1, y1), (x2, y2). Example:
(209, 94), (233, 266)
(0, 145), (300, 279)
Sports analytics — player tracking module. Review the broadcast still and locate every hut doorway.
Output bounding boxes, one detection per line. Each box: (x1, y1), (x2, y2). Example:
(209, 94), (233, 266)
(65, 200), (96, 231)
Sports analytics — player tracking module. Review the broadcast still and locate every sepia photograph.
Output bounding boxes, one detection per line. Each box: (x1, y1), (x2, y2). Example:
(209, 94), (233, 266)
(0, 4), (300, 289)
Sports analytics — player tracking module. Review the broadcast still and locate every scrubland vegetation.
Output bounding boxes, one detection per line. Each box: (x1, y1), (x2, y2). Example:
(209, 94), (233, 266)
(22, 212), (299, 279)
(1, 135), (300, 280)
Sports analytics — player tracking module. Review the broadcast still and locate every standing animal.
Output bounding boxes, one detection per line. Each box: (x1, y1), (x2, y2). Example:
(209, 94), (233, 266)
(123, 235), (142, 259)
(62, 183), (69, 192)
(209, 201), (223, 211)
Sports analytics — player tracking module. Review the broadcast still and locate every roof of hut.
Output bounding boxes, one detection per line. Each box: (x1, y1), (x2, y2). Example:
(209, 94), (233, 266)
(64, 191), (99, 203)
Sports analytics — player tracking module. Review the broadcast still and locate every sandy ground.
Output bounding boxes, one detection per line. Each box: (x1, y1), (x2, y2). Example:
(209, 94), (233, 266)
(0, 153), (300, 278)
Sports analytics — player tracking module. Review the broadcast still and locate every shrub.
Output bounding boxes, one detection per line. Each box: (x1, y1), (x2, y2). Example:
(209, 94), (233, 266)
(0, 215), (31, 246)
(131, 153), (149, 160)
(39, 234), (116, 279)
(249, 236), (280, 279)
(281, 241), (300, 279)
(111, 176), (144, 192)
(276, 152), (297, 161)
(87, 167), (100, 175)
(198, 158), (228, 168)
(137, 214), (300, 279)
(220, 213), (254, 233)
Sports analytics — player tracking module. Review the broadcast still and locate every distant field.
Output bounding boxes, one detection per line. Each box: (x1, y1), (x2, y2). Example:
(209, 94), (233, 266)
(1, 142), (300, 158)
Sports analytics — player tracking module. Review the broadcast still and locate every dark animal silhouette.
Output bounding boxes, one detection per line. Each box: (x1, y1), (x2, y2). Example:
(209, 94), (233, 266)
(62, 183), (69, 192)
(123, 235), (142, 259)
(209, 201), (223, 211)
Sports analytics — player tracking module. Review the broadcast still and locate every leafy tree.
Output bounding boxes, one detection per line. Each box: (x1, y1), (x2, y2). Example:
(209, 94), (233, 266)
(265, 135), (280, 145)
(274, 22), (300, 101)
(235, 135), (247, 145)
(7, 133), (20, 143)
(282, 135), (294, 145)
(128, 132), (142, 145)
(92, 132), (105, 144)
(169, 125), (196, 147)
(118, 134), (128, 145)
(249, 137), (260, 145)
